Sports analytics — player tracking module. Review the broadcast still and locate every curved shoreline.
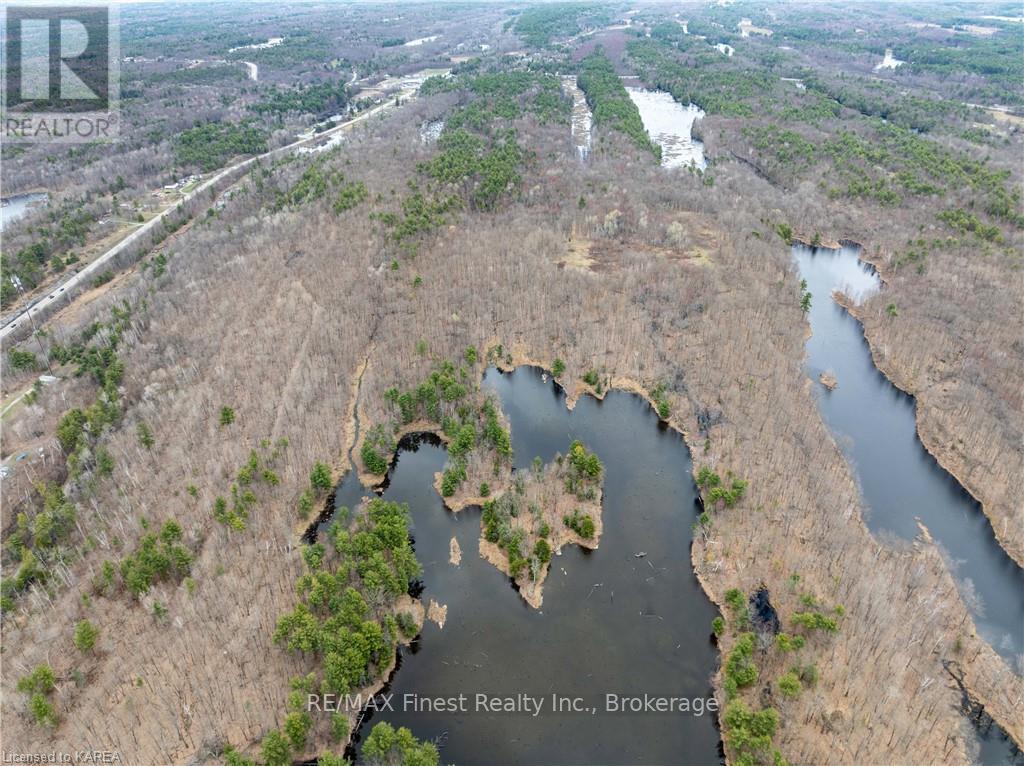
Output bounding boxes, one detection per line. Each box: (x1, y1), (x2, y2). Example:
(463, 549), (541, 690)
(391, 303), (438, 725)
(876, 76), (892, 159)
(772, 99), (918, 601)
(838, 291), (1023, 570)
(323, 361), (728, 759)
(798, 245), (1023, 749)
(307, 346), (1023, 761)
(831, 243), (1023, 570)
(789, 236), (1021, 570)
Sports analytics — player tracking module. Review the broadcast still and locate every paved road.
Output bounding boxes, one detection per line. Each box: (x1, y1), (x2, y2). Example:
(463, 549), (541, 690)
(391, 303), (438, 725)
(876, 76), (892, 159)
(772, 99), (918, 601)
(0, 86), (423, 342)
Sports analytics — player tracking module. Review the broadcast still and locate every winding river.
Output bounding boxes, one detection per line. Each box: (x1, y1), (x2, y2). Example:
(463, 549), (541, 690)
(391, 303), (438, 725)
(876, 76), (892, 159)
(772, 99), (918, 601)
(318, 367), (721, 765)
(793, 244), (1024, 670)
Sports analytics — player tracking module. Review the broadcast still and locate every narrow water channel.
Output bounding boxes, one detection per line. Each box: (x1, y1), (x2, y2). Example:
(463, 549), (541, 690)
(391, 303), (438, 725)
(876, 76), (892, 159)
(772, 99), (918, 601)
(561, 75), (593, 160)
(793, 244), (1024, 669)
(320, 367), (722, 765)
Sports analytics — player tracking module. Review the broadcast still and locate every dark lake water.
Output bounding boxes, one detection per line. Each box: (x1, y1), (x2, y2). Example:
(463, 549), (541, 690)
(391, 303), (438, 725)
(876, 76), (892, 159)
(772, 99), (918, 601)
(324, 366), (722, 765)
(311, 246), (1023, 764)
(793, 244), (1023, 665)
(793, 244), (1023, 765)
